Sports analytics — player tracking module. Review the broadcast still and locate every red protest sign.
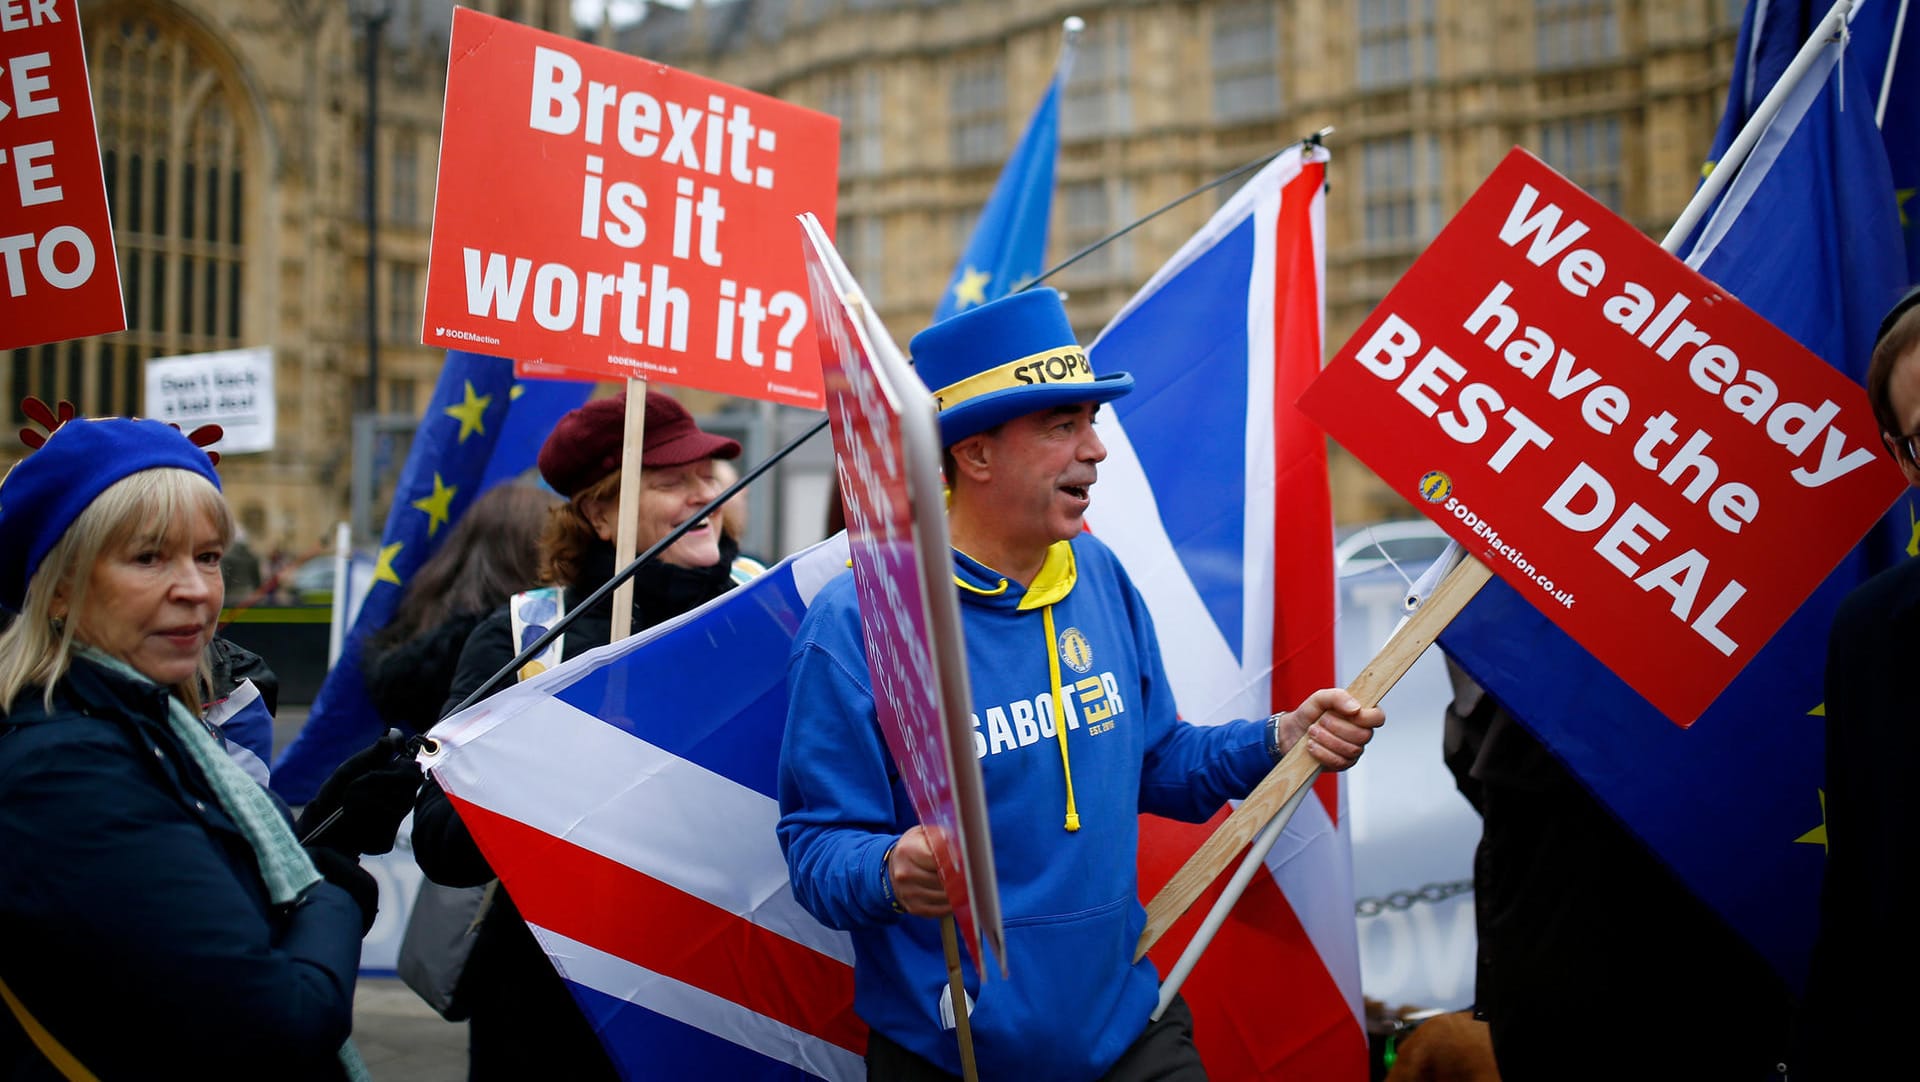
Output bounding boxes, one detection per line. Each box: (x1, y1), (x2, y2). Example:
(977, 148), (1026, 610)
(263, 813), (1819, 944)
(1300, 148), (1907, 725)
(424, 8), (838, 409)
(1, 0), (124, 350)
(799, 213), (1004, 975)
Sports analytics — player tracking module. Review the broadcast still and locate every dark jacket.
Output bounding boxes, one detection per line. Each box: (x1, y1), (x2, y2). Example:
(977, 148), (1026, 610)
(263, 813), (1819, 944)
(1801, 556), (1920, 1081)
(413, 538), (742, 1081)
(0, 658), (362, 1081)
(363, 610), (487, 732)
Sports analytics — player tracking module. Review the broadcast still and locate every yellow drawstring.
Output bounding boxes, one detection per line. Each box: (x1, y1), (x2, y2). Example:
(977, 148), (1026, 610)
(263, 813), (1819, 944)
(954, 541), (1082, 832)
(1041, 603), (1081, 832)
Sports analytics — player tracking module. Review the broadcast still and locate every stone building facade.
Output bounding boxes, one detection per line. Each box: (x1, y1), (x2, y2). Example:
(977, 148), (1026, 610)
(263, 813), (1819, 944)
(2, 0), (1742, 553)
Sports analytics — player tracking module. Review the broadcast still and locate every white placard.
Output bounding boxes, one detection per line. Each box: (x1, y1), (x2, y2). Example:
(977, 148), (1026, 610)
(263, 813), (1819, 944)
(144, 346), (276, 454)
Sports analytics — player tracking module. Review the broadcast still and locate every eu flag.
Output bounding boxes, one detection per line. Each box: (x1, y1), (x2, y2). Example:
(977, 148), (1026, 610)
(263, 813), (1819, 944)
(1438, 1), (1915, 991)
(930, 38), (1071, 322)
(271, 354), (590, 802)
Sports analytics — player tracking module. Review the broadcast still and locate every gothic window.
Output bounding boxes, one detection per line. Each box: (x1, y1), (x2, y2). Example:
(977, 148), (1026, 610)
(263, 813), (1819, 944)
(1058, 177), (1134, 283)
(950, 54), (1007, 167)
(1212, 1), (1281, 122)
(822, 69), (882, 177)
(1361, 133), (1443, 251)
(1064, 19), (1132, 140)
(1539, 115), (1624, 209)
(1358, 0), (1437, 90)
(1535, 0), (1618, 71)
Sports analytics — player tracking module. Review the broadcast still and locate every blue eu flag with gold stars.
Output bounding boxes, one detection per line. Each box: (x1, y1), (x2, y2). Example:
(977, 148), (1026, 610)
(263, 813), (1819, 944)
(271, 354), (590, 802)
(1440, 0), (1916, 992)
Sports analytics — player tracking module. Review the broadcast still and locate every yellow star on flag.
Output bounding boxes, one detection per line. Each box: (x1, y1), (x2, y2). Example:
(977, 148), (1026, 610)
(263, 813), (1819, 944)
(444, 381), (492, 443)
(372, 541), (405, 588)
(1905, 497), (1919, 558)
(411, 473), (458, 538)
(510, 383), (525, 401)
(953, 266), (992, 310)
(1795, 789), (1828, 853)
(1898, 187), (1916, 229)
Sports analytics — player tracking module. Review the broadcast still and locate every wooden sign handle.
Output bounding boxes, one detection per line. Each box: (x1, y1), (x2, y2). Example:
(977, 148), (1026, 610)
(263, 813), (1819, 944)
(940, 915), (980, 1082)
(1134, 555), (1493, 960)
(610, 376), (649, 642)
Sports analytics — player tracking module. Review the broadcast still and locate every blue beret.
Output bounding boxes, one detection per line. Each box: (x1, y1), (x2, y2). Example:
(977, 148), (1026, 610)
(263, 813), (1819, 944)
(910, 287), (1133, 446)
(0, 418), (221, 612)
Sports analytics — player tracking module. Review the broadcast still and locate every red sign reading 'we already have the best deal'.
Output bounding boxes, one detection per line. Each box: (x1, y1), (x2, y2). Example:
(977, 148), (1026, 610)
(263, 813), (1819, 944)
(423, 8), (839, 408)
(1300, 148), (1907, 726)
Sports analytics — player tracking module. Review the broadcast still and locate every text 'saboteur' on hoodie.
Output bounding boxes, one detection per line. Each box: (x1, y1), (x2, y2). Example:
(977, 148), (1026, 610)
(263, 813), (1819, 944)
(777, 532), (1272, 1080)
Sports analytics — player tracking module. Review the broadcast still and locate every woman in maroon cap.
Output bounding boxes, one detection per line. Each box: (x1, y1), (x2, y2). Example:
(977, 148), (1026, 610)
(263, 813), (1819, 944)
(411, 390), (758, 1080)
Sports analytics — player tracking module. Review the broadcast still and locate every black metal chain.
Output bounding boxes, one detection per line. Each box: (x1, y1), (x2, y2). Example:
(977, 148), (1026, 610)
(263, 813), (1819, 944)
(1354, 879), (1474, 918)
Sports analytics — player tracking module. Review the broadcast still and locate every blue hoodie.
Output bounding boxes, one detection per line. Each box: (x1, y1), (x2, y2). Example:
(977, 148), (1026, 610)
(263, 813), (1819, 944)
(777, 532), (1272, 1079)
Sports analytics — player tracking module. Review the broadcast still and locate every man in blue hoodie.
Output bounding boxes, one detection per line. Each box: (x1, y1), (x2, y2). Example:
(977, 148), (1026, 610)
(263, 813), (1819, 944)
(777, 287), (1385, 1081)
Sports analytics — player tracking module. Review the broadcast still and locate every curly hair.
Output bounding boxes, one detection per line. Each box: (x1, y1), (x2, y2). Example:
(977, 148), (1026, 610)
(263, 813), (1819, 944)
(540, 469), (622, 588)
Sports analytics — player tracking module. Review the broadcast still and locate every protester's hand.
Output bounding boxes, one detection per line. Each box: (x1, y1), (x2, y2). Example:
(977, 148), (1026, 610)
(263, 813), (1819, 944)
(297, 730), (424, 855)
(305, 845), (379, 935)
(1278, 688), (1385, 772)
(887, 826), (953, 918)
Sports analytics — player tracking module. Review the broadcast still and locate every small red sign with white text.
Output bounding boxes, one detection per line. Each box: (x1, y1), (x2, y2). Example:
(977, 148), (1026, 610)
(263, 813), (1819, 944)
(424, 7), (838, 408)
(1, 0), (125, 350)
(1299, 148), (1907, 725)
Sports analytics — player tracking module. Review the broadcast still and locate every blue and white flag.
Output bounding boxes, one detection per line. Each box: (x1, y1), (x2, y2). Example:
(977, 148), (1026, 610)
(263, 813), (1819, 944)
(930, 37), (1071, 322)
(1439, 0), (1916, 990)
(271, 356), (590, 802)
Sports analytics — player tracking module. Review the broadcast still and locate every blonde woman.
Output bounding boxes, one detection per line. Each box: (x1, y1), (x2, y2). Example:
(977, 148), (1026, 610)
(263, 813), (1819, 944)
(0, 417), (381, 1080)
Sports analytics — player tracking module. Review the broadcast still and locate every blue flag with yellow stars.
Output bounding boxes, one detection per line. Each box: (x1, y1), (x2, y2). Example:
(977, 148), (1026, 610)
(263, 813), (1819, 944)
(1439, 0), (1916, 992)
(271, 354), (590, 802)
(930, 38), (1071, 323)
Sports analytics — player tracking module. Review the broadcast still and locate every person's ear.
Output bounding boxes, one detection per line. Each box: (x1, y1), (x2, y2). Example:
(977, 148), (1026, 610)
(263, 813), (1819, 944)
(579, 495), (618, 543)
(948, 434), (993, 484)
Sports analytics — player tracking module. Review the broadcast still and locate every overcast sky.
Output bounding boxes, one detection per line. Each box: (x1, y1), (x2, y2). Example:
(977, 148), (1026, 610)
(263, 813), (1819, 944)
(571, 0), (683, 27)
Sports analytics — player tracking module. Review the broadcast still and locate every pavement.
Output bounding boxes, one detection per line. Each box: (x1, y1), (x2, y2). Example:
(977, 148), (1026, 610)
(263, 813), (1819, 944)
(353, 978), (468, 1081)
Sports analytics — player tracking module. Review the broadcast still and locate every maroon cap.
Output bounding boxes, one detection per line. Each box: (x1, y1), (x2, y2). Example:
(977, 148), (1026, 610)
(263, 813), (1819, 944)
(536, 390), (741, 498)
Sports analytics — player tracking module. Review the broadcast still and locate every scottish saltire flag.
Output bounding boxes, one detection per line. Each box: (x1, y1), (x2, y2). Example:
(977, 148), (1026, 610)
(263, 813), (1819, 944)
(1440, 0), (1915, 990)
(929, 35), (1071, 322)
(1088, 145), (1361, 1077)
(424, 536), (866, 1079)
(271, 354), (590, 802)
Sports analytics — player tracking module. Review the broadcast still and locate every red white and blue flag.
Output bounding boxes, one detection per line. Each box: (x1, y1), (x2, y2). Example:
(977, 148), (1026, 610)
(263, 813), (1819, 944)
(421, 143), (1355, 1078)
(1090, 144), (1361, 1077)
(422, 535), (866, 1079)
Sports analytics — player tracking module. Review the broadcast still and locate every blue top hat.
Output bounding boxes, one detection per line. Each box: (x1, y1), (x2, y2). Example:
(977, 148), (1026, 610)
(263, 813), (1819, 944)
(0, 418), (221, 613)
(909, 288), (1133, 445)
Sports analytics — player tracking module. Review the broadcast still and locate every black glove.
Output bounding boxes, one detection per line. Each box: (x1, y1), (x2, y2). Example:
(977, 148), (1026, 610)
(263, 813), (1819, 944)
(296, 730), (424, 856)
(305, 844), (378, 935)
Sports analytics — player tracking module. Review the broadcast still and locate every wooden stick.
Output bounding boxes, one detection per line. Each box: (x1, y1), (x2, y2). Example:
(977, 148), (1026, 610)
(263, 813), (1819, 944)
(609, 376), (648, 642)
(1134, 555), (1493, 960)
(940, 915), (980, 1082)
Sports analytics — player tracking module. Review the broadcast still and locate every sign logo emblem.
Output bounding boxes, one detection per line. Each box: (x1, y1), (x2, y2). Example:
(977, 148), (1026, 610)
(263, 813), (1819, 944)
(1418, 470), (1453, 503)
(1059, 627), (1094, 674)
